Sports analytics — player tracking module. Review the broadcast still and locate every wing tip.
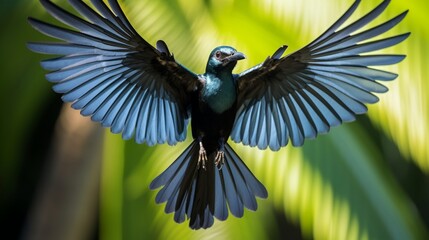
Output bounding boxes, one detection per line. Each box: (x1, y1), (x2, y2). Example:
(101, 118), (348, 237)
(39, 0), (52, 9)
(396, 54), (407, 63)
(27, 17), (42, 30)
(149, 180), (161, 190)
(156, 40), (171, 56)
(257, 187), (268, 199)
(272, 45), (288, 59)
(27, 42), (41, 52)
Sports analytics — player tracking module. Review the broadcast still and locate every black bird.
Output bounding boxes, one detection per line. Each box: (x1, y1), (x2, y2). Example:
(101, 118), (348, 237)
(28, 0), (409, 230)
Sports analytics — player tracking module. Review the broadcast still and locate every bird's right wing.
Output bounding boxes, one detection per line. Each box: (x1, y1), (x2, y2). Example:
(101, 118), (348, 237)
(28, 0), (200, 146)
(233, 0), (409, 150)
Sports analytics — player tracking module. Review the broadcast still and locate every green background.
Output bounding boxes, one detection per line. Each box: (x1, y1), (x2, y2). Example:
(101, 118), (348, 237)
(1, 0), (428, 239)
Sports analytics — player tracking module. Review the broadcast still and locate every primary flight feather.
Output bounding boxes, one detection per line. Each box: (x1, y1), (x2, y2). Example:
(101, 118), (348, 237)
(28, 0), (409, 229)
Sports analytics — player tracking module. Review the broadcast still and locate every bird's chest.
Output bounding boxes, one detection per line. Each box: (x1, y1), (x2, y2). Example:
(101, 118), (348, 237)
(200, 75), (236, 114)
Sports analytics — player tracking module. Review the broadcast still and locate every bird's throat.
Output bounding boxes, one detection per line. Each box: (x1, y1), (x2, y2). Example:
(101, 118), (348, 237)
(201, 74), (236, 114)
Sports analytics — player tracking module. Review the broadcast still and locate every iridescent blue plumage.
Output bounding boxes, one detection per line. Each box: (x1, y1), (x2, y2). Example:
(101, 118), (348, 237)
(197, 47), (243, 112)
(200, 73), (236, 114)
(29, 0), (408, 230)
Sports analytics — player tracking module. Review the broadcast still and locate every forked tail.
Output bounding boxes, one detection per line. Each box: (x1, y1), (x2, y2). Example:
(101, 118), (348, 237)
(149, 140), (268, 229)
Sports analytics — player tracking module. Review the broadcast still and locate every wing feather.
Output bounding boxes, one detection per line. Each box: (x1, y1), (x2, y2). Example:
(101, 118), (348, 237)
(233, 0), (408, 150)
(29, 0), (199, 145)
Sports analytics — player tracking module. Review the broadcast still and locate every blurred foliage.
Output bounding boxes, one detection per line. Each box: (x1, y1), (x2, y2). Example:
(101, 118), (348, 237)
(1, 0), (428, 239)
(0, 0), (55, 211)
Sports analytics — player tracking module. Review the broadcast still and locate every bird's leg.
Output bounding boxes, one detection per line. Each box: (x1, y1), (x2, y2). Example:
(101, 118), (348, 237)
(197, 138), (207, 170)
(215, 138), (225, 170)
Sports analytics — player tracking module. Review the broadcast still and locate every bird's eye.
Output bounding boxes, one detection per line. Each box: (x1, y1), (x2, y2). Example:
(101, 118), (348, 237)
(215, 51), (221, 59)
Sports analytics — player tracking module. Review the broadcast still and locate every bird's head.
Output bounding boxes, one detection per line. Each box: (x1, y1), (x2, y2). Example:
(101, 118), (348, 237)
(206, 46), (245, 74)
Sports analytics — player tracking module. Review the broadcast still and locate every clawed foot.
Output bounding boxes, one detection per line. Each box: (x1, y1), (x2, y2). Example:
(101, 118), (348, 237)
(198, 142), (207, 170)
(197, 138), (226, 170)
(215, 151), (224, 170)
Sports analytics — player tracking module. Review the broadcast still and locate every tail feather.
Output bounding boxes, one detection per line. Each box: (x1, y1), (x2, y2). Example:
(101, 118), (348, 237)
(220, 159), (244, 217)
(149, 142), (194, 189)
(150, 140), (267, 230)
(214, 168), (228, 220)
(224, 147), (258, 211)
(225, 144), (268, 199)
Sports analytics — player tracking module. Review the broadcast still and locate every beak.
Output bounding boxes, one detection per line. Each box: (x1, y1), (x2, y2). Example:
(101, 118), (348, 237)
(228, 51), (246, 61)
(222, 51), (246, 66)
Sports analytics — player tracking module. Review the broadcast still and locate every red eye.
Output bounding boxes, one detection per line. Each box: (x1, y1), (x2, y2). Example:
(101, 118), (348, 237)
(215, 51), (221, 59)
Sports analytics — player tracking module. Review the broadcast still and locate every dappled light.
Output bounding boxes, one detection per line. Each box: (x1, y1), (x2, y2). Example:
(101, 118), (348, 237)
(1, 0), (428, 239)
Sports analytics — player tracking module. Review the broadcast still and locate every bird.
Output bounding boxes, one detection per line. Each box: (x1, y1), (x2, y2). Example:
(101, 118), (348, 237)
(28, 0), (409, 230)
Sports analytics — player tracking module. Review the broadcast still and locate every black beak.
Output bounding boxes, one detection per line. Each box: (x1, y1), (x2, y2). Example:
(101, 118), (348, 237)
(228, 52), (246, 61)
(222, 51), (246, 66)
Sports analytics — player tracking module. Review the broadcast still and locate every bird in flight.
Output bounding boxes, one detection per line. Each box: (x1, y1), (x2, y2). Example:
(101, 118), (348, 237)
(28, 0), (409, 230)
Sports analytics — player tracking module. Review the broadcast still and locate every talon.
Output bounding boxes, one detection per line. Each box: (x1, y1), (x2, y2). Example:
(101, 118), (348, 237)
(215, 151), (225, 170)
(198, 141), (207, 170)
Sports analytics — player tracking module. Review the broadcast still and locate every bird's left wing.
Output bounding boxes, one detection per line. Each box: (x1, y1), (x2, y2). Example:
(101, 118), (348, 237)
(232, 0), (409, 151)
(28, 0), (200, 146)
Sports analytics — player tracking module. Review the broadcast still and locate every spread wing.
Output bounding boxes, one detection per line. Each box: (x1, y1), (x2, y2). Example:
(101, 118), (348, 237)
(232, 0), (409, 151)
(28, 0), (200, 146)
